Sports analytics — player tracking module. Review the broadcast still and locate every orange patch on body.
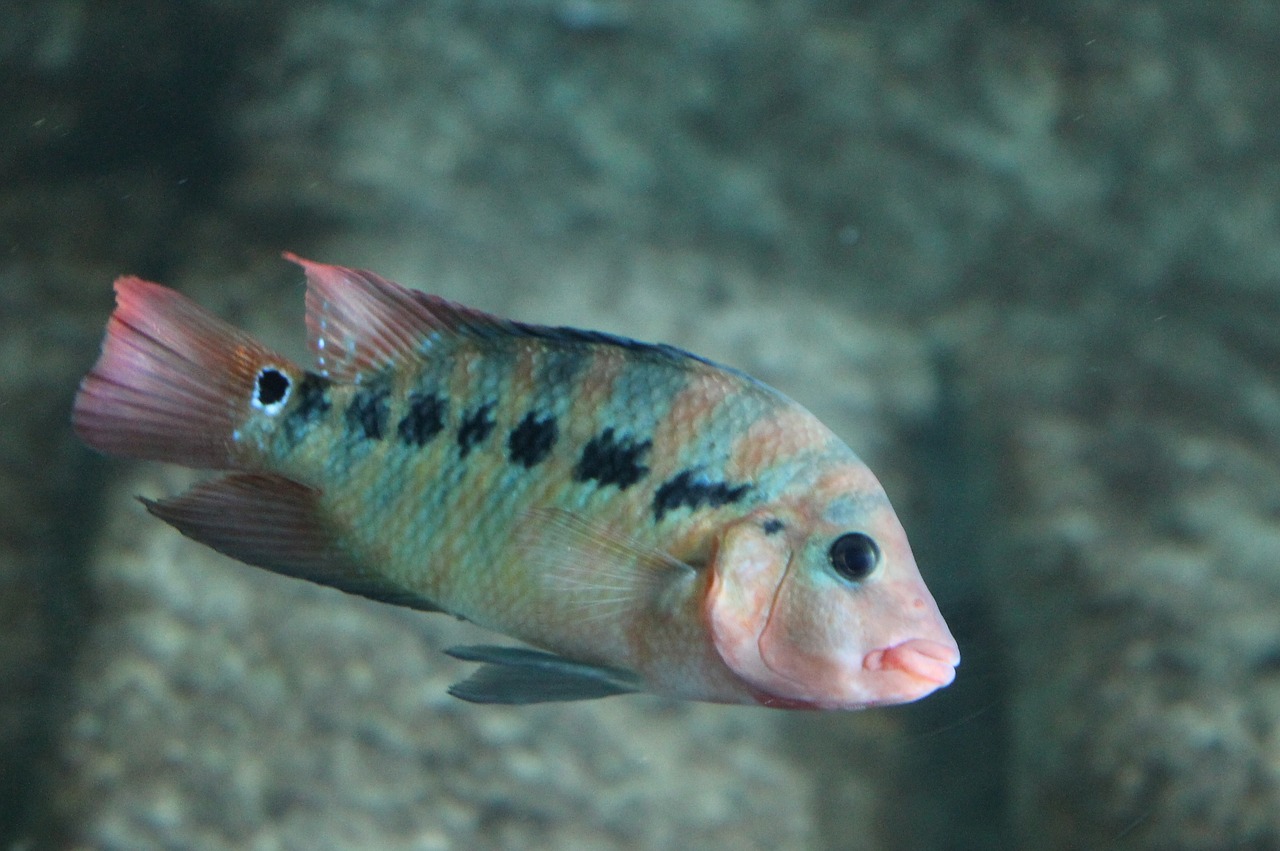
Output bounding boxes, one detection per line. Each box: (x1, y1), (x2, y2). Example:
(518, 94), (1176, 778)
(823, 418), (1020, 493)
(648, 372), (735, 467)
(566, 349), (626, 426)
(727, 406), (832, 479)
(507, 342), (539, 407)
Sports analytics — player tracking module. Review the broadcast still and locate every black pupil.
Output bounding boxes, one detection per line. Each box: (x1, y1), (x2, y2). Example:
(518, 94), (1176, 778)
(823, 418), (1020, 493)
(828, 533), (880, 582)
(256, 368), (290, 406)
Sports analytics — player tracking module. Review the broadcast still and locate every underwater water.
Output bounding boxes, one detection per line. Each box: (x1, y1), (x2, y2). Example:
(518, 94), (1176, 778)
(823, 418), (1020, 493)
(3, 1), (1279, 848)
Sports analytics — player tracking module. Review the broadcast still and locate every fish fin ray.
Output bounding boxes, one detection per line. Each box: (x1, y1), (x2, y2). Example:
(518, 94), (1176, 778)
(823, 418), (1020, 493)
(73, 277), (295, 469)
(514, 508), (694, 620)
(282, 253), (753, 384)
(445, 645), (641, 704)
(144, 473), (442, 613)
(285, 252), (510, 381)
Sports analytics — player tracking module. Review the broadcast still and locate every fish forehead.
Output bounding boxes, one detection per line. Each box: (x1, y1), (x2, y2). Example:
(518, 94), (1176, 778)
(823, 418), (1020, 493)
(726, 403), (847, 500)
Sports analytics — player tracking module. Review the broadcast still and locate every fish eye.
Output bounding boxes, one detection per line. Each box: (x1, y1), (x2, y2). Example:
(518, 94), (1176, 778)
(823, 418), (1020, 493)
(828, 532), (880, 583)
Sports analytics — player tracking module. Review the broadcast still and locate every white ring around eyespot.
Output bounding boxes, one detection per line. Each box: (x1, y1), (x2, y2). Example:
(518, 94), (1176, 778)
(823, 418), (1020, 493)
(250, 366), (292, 416)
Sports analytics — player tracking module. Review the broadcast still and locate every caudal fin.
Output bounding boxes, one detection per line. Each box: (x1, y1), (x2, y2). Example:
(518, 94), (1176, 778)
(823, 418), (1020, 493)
(72, 276), (297, 469)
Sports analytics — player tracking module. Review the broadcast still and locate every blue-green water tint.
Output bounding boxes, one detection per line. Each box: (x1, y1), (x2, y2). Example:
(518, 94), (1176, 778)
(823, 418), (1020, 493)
(6, 1), (1280, 848)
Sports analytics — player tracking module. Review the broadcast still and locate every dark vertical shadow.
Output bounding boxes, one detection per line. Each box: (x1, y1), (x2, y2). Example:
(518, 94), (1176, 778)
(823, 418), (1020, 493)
(0, 2), (289, 845)
(774, 345), (1011, 851)
(890, 345), (1010, 851)
(0, 452), (103, 848)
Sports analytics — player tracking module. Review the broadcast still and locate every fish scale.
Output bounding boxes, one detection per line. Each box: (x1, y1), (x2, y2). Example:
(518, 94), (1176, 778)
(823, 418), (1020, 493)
(298, 332), (736, 653)
(72, 253), (959, 708)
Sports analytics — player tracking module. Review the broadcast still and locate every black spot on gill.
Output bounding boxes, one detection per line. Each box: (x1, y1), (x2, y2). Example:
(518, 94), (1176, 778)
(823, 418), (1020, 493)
(762, 518), (785, 535)
(507, 411), (558, 468)
(255, 368), (290, 406)
(573, 427), (651, 490)
(284, 372), (331, 443)
(346, 387), (390, 441)
(457, 403), (495, 458)
(652, 470), (751, 522)
(398, 392), (447, 447)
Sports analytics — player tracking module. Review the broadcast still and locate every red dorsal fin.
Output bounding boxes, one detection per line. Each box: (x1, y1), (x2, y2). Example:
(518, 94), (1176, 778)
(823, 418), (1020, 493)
(283, 252), (509, 382)
(143, 473), (441, 613)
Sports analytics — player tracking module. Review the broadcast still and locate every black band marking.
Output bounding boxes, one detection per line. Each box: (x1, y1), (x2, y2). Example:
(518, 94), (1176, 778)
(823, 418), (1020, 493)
(284, 372), (332, 443)
(346, 387), (390, 441)
(573, 427), (651, 490)
(398, 392), (447, 447)
(457, 403), (496, 458)
(653, 469), (751, 521)
(507, 411), (558, 468)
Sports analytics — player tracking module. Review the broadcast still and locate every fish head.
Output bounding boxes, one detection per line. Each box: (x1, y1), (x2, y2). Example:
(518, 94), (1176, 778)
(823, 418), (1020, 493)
(705, 463), (958, 710)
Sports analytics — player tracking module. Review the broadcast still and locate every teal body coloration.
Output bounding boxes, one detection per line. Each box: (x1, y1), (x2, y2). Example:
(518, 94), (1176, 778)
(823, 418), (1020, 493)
(73, 255), (959, 709)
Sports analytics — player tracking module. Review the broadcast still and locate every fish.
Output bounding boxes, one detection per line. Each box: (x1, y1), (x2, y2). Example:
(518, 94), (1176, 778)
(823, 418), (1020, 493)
(71, 253), (959, 709)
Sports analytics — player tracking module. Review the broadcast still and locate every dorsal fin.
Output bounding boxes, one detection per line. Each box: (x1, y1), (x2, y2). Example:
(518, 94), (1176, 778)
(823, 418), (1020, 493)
(284, 252), (510, 382)
(282, 253), (770, 391)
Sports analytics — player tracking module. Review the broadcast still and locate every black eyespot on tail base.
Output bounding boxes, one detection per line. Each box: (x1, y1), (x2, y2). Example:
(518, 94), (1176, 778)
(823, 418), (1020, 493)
(255, 368), (290, 408)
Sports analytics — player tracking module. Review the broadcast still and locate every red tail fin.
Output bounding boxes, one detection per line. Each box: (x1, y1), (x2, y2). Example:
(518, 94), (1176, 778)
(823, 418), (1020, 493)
(73, 276), (297, 469)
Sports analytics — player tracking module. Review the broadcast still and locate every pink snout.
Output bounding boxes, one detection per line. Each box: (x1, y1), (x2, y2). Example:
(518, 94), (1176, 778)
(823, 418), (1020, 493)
(864, 638), (960, 688)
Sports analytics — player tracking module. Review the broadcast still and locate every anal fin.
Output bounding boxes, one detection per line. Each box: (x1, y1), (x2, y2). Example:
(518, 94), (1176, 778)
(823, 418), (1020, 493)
(143, 473), (441, 613)
(445, 645), (642, 704)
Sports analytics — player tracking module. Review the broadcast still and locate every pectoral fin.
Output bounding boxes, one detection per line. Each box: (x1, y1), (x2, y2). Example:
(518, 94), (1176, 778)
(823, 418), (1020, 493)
(445, 645), (642, 704)
(513, 507), (695, 623)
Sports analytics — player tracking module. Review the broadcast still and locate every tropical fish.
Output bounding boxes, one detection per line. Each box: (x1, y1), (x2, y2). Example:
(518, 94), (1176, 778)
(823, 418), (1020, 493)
(72, 254), (959, 709)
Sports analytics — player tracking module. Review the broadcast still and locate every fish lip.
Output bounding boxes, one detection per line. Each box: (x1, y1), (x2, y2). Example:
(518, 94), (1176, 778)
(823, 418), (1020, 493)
(746, 638), (960, 710)
(862, 638), (960, 688)
(753, 584), (961, 708)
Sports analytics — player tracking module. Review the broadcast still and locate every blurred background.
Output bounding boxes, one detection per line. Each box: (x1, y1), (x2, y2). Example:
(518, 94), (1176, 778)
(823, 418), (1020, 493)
(3, 1), (1278, 848)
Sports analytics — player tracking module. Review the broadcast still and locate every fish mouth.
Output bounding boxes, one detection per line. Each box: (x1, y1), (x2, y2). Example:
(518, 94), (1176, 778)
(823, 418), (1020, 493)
(863, 638), (960, 689)
(744, 636), (960, 711)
